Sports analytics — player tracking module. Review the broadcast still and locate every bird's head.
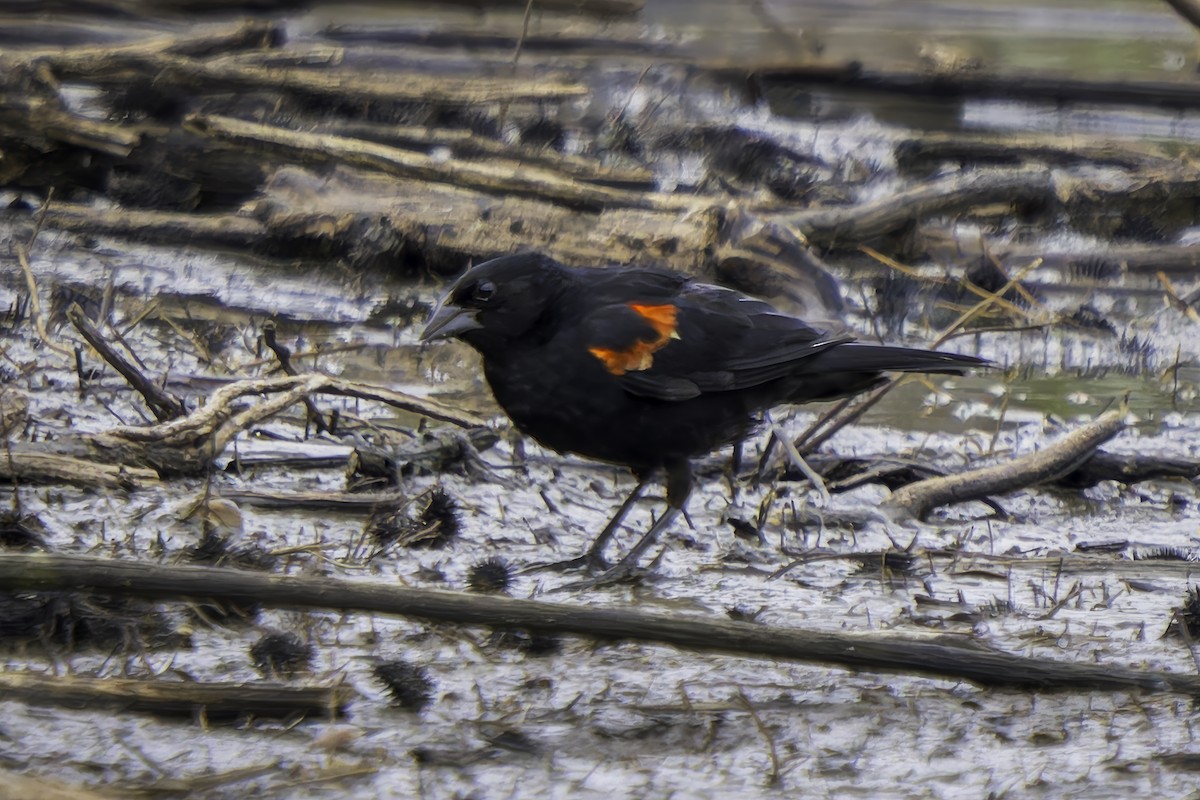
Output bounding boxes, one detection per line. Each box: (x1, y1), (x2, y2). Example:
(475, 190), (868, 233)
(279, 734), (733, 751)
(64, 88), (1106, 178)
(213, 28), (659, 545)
(420, 253), (569, 353)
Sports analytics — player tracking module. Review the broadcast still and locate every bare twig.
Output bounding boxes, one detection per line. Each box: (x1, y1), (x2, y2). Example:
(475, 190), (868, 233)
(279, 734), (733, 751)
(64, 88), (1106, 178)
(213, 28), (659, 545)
(67, 303), (188, 422)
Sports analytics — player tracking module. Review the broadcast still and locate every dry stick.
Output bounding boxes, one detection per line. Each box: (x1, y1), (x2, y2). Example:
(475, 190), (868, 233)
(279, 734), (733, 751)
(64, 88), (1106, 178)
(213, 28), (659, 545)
(736, 689), (781, 786)
(895, 129), (1192, 173)
(261, 321), (330, 434)
(886, 408), (1126, 520)
(185, 113), (699, 212)
(1156, 271), (1200, 324)
(495, 0), (536, 133)
(9, 19), (280, 63)
(101, 374), (484, 446)
(997, 241), (1200, 276)
(67, 303), (187, 422)
(14, 204), (268, 248)
(219, 488), (408, 510)
(2, 552), (1198, 694)
(39, 44), (585, 106)
(15, 246), (73, 360)
(0, 671), (351, 721)
(313, 118), (654, 186)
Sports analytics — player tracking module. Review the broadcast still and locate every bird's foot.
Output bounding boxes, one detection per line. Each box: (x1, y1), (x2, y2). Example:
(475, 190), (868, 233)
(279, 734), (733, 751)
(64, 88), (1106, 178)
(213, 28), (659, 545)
(548, 560), (648, 592)
(519, 550), (611, 575)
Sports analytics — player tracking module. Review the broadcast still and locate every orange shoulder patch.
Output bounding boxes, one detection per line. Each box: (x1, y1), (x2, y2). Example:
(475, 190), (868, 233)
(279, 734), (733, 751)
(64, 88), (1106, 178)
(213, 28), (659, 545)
(588, 303), (681, 376)
(628, 304), (680, 341)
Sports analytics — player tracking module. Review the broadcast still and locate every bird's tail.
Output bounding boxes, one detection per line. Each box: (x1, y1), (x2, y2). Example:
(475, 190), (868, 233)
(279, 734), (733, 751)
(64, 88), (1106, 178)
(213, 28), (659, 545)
(809, 344), (989, 376)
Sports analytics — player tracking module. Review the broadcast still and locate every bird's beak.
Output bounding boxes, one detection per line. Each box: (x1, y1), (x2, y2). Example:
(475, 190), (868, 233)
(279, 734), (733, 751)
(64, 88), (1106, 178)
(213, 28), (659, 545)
(420, 302), (482, 342)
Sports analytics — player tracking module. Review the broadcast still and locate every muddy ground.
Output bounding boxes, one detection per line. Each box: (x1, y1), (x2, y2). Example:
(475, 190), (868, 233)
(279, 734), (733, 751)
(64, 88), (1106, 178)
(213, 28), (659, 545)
(5, 1), (1200, 798)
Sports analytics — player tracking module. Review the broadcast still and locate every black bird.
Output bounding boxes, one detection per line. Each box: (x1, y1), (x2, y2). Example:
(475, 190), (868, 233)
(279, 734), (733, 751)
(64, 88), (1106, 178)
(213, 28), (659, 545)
(422, 253), (985, 572)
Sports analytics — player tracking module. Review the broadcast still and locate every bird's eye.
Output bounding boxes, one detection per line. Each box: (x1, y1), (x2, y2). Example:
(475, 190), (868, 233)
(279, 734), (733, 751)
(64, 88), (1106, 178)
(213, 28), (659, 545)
(473, 281), (496, 303)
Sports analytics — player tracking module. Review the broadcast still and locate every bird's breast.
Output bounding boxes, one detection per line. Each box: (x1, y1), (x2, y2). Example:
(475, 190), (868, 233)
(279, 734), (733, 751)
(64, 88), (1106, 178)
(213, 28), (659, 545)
(480, 341), (754, 468)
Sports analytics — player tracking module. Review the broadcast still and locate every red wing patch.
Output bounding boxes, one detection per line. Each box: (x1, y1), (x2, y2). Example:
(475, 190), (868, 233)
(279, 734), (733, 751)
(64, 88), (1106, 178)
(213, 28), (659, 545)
(588, 303), (680, 376)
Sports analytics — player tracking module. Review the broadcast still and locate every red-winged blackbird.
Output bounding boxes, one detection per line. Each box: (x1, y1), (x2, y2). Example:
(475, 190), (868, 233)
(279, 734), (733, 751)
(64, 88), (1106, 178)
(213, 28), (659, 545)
(422, 253), (986, 572)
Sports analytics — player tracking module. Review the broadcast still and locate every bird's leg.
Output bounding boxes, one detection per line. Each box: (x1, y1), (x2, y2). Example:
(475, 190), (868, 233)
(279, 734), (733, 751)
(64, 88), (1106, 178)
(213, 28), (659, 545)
(522, 471), (651, 573)
(581, 472), (651, 569)
(550, 463), (692, 591)
(607, 460), (692, 572)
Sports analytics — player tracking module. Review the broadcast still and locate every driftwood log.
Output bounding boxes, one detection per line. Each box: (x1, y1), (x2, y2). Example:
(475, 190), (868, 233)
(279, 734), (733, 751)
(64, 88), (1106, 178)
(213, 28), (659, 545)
(1, 553), (1197, 695)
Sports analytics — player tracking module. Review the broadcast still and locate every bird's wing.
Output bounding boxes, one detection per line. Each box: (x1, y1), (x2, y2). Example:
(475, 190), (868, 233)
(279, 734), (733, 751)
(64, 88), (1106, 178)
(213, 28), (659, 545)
(578, 281), (850, 402)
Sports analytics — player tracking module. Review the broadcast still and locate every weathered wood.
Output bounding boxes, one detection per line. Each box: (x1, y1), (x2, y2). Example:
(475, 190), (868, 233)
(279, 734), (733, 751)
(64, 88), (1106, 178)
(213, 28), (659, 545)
(1054, 450), (1200, 489)
(389, 0), (645, 15)
(0, 97), (141, 159)
(186, 113), (693, 211)
(998, 242), (1200, 276)
(41, 49), (586, 106)
(0, 450), (159, 489)
(0, 671), (351, 721)
(86, 373), (487, 476)
(320, 20), (668, 56)
(68, 303), (188, 422)
(0, 769), (121, 800)
(810, 449), (1200, 494)
(309, 118), (655, 188)
(887, 409), (1128, 519)
(784, 170), (1056, 249)
(0, 372), (483, 486)
(250, 164), (721, 275)
(895, 130), (1193, 173)
(732, 60), (1200, 110)
(5, 205), (266, 247)
(0, 18), (280, 61)
(2, 552), (1197, 694)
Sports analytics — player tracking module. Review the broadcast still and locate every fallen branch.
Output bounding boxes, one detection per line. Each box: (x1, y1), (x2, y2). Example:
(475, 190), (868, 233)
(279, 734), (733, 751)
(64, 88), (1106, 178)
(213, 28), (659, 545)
(732, 60), (1200, 110)
(886, 408), (1128, 519)
(309, 118), (655, 188)
(68, 302), (187, 422)
(261, 320), (330, 433)
(0, 373), (483, 486)
(997, 241), (1200, 276)
(0, 450), (159, 489)
(3, 19), (281, 63)
(1, 552), (1196, 694)
(325, 0), (644, 23)
(895, 129), (1192, 174)
(81, 373), (484, 477)
(0, 671), (351, 721)
(0, 96), (141, 158)
(38, 46), (585, 107)
(4, 204), (266, 248)
(185, 113), (694, 211)
(1054, 449), (1200, 489)
(784, 169), (1055, 248)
